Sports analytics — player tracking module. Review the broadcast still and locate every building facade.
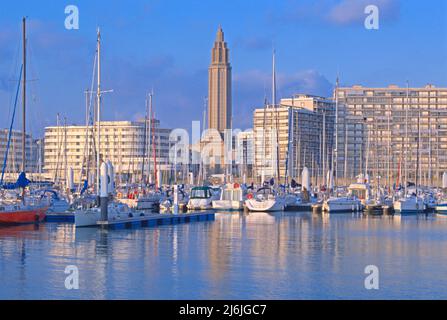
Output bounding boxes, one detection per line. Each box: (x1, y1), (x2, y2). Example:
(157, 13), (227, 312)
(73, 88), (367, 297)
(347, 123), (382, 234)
(338, 84), (447, 186)
(0, 129), (40, 180)
(43, 120), (171, 185)
(208, 26), (232, 134)
(253, 95), (336, 185)
(236, 130), (254, 180)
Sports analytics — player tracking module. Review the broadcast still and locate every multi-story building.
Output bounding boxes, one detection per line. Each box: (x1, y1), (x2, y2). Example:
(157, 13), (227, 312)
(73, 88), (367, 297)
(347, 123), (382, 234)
(43, 120), (171, 185)
(338, 84), (447, 186)
(0, 129), (40, 181)
(334, 106), (367, 183)
(253, 95), (336, 184)
(236, 130), (254, 180)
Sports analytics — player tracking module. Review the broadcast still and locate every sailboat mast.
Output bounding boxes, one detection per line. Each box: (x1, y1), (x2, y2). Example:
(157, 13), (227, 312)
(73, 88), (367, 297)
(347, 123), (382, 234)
(22, 17), (26, 173)
(152, 96), (158, 188)
(404, 81), (409, 194)
(64, 117), (68, 187)
(141, 95), (148, 186)
(272, 50), (280, 183)
(416, 106), (420, 194)
(96, 28), (101, 195)
(148, 92), (153, 184)
(322, 113), (326, 185)
(334, 77), (339, 187)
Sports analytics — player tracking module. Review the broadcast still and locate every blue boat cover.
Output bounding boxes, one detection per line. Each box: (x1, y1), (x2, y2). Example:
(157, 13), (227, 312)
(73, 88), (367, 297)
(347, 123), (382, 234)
(2, 172), (30, 190)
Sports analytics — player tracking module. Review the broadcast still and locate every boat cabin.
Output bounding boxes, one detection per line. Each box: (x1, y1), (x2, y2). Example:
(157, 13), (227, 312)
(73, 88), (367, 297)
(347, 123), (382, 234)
(190, 187), (213, 199)
(348, 183), (371, 204)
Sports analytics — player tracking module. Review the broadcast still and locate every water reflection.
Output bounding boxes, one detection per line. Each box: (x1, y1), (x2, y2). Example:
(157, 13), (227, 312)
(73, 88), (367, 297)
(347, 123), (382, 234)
(1, 212), (447, 299)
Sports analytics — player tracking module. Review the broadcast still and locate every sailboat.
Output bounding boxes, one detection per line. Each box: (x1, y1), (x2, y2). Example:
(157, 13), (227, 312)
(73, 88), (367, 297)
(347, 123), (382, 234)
(116, 92), (162, 211)
(245, 50), (285, 212)
(245, 186), (285, 212)
(74, 29), (140, 227)
(393, 83), (426, 215)
(0, 18), (48, 224)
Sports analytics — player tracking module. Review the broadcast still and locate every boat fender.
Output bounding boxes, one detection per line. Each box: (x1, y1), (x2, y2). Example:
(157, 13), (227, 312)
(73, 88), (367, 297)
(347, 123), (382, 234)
(128, 213), (133, 218)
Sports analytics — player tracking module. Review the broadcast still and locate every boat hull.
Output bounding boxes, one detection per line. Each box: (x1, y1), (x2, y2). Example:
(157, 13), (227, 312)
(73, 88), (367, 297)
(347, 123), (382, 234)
(393, 198), (426, 215)
(187, 198), (213, 210)
(74, 209), (101, 227)
(284, 203), (313, 212)
(436, 208), (447, 217)
(212, 200), (244, 211)
(245, 199), (284, 212)
(0, 207), (47, 225)
(323, 199), (362, 213)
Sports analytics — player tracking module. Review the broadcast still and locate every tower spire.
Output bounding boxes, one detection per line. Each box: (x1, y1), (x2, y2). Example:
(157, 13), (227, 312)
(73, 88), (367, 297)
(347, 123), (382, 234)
(208, 26), (232, 133)
(216, 25), (224, 41)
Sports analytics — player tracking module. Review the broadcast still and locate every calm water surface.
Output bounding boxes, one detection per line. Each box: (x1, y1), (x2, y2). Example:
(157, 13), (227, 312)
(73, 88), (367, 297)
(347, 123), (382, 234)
(1, 212), (447, 299)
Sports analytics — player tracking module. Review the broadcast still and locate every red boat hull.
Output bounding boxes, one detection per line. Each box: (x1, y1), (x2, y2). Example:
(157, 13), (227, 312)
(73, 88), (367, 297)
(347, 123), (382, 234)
(0, 207), (48, 224)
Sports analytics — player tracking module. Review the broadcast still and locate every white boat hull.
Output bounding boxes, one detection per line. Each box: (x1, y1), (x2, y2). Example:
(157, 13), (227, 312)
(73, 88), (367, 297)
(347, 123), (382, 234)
(212, 200), (244, 211)
(187, 198), (213, 210)
(393, 198), (425, 214)
(74, 209), (101, 227)
(435, 205), (447, 214)
(323, 198), (362, 213)
(74, 204), (139, 227)
(245, 199), (284, 212)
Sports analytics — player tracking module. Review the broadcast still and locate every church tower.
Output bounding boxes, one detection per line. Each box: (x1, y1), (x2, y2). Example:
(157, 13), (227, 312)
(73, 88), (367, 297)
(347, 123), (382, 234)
(208, 26), (232, 134)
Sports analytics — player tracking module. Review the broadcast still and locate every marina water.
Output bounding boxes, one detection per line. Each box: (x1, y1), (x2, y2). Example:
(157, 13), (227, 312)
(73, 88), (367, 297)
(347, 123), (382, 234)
(1, 212), (447, 299)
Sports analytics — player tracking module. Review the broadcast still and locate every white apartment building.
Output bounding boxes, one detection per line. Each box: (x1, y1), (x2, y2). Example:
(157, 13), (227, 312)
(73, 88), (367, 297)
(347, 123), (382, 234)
(236, 130), (254, 179)
(43, 120), (171, 185)
(253, 95), (335, 185)
(338, 84), (447, 186)
(0, 129), (40, 181)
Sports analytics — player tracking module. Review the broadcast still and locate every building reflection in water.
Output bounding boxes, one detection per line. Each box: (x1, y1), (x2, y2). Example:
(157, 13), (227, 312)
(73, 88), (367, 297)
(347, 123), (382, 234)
(2, 212), (447, 299)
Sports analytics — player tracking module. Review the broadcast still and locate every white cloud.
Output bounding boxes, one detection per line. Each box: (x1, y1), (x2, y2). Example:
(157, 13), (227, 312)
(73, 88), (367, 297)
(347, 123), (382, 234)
(282, 0), (400, 26)
(327, 0), (399, 25)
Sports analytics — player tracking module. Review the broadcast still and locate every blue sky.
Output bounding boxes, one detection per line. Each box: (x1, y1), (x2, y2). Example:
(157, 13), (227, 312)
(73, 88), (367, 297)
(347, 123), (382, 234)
(0, 0), (446, 137)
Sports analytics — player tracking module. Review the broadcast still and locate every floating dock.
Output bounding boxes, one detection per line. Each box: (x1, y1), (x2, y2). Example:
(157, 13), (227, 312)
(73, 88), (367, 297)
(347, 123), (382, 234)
(96, 212), (215, 229)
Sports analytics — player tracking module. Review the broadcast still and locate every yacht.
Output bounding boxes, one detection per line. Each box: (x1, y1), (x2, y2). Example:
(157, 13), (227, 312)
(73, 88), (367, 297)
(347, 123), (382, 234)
(322, 183), (366, 213)
(284, 189), (317, 211)
(393, 194), (426, 215)
(187, 186), (220, 210)
(74, 201), (143, 228)
(0, 199), (48, 225)
(245, 187), (285, 212)
(435, 202), (447, 216)
(117, 190), (161, 211)
(159, 187), (189, 212)
(212, 183), (244, 211)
